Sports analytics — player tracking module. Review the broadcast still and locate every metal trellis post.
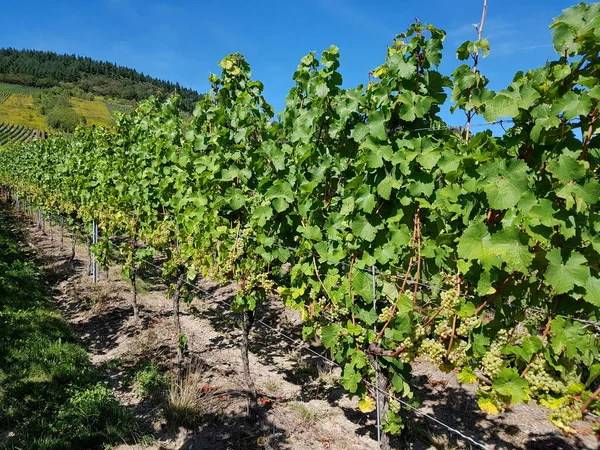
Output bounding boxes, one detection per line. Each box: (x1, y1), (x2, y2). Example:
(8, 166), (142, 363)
(92, 220), (98, 283)
(372, 265), (382, 450)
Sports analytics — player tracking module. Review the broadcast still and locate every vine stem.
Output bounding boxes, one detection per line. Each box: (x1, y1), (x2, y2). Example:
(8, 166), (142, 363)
(446, 273), (461, 358)
(581, 385), (600, 415)
(312, 254), (331, 300)
(423, 306), (443, 329)
(412, 206), (422, 306)
(580, 104), (598, 161)
(373, 206), (420, 344)
(446, 314), (458, 358)
(373, 255), (413, 344)
(473, 270), (517, 316)
(465, 0), (487, 143)
(172, 267), (186, 363)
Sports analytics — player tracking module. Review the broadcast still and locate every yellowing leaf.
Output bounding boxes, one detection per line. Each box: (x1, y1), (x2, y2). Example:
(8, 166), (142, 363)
(358, 396), (376, 413)
(457, 367), (478, 385)
(477, 394), (501, 414)
(539, 396), (567, 410)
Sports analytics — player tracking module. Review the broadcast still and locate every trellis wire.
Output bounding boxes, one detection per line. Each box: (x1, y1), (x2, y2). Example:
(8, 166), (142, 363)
(7, 191), (600, 332)
(2, 191), (598, 442)
(249, 236), (600, 331)
(137, 256), (490, 449)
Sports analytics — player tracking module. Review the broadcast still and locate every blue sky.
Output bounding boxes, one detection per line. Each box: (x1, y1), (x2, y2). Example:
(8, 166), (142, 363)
(0, 0), (577, 125)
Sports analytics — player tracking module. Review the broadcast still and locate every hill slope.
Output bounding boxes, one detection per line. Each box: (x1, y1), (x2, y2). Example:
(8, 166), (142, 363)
(0, 48), (201, 113)
(0, 83), (125, 132)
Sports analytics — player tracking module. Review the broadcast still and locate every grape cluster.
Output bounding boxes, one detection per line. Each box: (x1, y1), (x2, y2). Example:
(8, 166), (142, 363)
(151, 221), (172, 248)
(456, 316), (480, 337)
(240, 271), (274, 294)
(231, 236), (246, 258)
(396, 337), (418, 363)
(413, 323), (426, 339)
(448, 340), (469, 366)
(440, 289), (460, 315)
(523, 309), (545, 327)
(330, 302), (349, 317)
(316, 296), (328, 310)
(523, 356), (567, 395)
(378, 306), (394, 323)
(481, 329), (509, 378)
(419, 338), (446, 365)
(389, 396), (401, 414)
(434, 320), (453, 339)
(550, 405), (582, 426)
(213, 252), (234, 281)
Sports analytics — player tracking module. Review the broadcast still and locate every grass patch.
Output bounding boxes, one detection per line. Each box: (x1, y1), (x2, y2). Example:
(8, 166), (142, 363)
(163, 363), (205, 428)
(0, 204), (148, 449)
(133, 363), (169, 401)
(264, 379), (280, 394)
(0, 94), (47, 130)
(289, 402), (325, 424)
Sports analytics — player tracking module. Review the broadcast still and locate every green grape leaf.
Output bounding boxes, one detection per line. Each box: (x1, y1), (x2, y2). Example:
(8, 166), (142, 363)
(340, 365), (362, 393)
(388, 53), (416, 79)
(321, 324), (341, 350)
(586, 364), (600, 387)
(584, 276), (600, 307)
(546, 154), (587, 184)
(545, 250), (589, 294)
(482, 160), (529, 210)
(299, 225), (323, 241)
(483, 93), (519, 121)
(492, 368), (529, 405)
(351, 215), (378, 242)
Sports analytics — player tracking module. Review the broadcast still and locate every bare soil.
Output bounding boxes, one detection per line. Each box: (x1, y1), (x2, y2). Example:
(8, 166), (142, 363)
(14, 208), (600, 450)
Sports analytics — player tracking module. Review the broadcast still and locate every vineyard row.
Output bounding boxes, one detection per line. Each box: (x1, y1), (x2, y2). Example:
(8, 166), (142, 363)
(0, 3), (599, 447)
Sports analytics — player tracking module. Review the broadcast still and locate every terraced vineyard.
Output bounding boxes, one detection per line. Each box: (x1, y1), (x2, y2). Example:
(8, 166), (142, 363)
(0, 91), (10, 103)
(105, 101), (134, 117)
(0, 123), (45, 145)
(0, 82), (44, 96)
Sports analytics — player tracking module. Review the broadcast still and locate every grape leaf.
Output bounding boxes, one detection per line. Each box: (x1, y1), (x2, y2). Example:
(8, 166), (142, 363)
(492, 368), (529, 405)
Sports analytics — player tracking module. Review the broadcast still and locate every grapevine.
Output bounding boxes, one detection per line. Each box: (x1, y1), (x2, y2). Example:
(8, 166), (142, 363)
(0, 2), (599, 447)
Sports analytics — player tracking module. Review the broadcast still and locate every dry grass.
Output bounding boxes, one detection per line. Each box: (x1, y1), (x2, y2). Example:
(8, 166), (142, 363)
(264, 379), (280, 394)
(0, 94), (47, 130)
(162, 362), (206, 428)
(289, 402), (326, 424)
(316, 363), (338, 386)
(127, 328), (161, 361)
(90, 284), (112, 314)
(70, 98), (114, 127)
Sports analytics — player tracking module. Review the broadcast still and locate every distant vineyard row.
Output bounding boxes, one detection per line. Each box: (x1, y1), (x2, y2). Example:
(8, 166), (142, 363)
(0, 122), (45, 145)
(0, 82), (43, 96)
(105, 101), (134, 117)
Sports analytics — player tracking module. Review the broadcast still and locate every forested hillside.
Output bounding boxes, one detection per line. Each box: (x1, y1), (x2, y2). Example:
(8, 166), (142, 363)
(0, 48), (202, 112)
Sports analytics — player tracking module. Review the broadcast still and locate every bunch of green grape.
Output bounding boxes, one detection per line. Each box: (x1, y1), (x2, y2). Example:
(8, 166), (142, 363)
(418, 337), (446, 365)
(481, 329), (509, 378)
(524, 356), (567, 395)
(440, 288), (460, 315)
(549, 405), (582, 427)
(456, 316), (480, 337)
(448, 340), (469, 366)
